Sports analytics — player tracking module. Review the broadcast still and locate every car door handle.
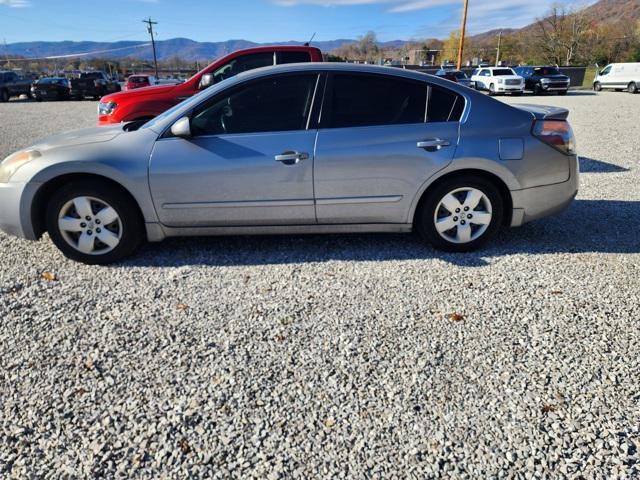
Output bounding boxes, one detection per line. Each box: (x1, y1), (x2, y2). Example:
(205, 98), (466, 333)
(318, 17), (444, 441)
(417, 139), (450, 151)
(275, 151), (309, 165)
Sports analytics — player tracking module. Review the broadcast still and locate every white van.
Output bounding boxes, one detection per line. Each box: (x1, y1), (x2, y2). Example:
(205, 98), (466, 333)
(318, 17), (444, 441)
(593, 63), (640, 93)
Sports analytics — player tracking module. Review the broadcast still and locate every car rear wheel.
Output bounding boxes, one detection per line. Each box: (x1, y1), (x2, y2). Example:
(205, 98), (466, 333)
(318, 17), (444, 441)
(628, 82), (638, 94)
(593, 82), (602, 92)
(45, 180), (144, 264)
(416, 176), (503, 252)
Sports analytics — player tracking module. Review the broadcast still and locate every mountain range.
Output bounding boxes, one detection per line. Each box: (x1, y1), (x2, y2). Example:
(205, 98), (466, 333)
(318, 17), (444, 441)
(3, 0), (637, 62)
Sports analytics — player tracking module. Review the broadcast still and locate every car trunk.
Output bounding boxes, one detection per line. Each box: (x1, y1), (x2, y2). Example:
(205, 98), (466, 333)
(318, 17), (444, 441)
(512, 104), (569, 120)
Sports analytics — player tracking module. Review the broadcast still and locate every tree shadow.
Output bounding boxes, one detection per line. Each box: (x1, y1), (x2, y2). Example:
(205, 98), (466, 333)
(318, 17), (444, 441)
(579, 157), (629, 173)
(122, 199), (640, 269)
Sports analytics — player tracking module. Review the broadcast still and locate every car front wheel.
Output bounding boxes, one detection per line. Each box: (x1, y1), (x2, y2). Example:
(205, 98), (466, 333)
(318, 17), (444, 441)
(45, 180), (144, 264)
(593, 82), (602, 92)
(416, 176), (504, 252)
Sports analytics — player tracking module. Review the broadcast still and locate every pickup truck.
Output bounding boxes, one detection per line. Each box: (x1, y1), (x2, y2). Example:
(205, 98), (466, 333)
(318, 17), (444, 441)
(513, 66), (570, 95)
(70, 71), (121, 100)
(0, 71), (33, 102)
(97, 45), (323, 125)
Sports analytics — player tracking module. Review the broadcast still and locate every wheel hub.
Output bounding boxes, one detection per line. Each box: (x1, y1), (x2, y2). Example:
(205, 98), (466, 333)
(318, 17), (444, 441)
(433, 187), (493, 244)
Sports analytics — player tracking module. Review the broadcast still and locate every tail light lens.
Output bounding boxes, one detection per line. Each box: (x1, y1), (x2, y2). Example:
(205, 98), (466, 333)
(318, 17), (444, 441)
(533, 120), (576, 155)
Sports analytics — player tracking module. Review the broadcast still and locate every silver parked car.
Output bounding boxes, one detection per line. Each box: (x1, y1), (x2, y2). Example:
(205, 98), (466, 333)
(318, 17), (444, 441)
(0, 63), (578, 264)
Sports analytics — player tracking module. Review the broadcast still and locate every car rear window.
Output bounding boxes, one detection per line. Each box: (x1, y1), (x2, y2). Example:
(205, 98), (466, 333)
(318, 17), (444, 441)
(328, 74), (427, 128)
(129, 76), (148, 83)
(277, 51), (311, 64)
(428, 85), (464, 123)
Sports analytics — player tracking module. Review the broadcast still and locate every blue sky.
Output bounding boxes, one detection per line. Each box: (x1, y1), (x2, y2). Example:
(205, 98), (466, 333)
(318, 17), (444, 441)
(0, 0), (594, 44)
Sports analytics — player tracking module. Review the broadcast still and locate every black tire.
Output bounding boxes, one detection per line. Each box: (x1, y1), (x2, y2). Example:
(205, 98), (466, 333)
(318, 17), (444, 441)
(0, 89), (9, 102)
(533, 84), (543, 95)
(593, 82), (602, 92)
(45, 180), (144, 264)
(416, 175), (504, 252)
(558, 90), (568, 96)
(488, 83), (496, 96)
(511, 92), (522, 96)
(628, 82), (638, 94)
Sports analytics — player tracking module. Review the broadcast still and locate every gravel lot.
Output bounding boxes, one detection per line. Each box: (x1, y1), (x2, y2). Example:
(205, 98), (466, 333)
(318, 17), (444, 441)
(1, 92), (639, 479)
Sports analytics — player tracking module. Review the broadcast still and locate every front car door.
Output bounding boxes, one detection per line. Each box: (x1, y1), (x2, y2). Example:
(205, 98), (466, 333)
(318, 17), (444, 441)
(149, 72), (321, 227)
(313, 73), (461, 224)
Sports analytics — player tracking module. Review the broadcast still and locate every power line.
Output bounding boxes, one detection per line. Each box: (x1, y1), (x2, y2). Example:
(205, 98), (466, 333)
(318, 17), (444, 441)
(2, 42), (152, 62)
(143, 17), (159, 78)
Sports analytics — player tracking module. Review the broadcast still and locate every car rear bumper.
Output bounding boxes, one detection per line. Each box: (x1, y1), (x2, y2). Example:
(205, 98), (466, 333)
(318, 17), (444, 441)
(510, 154), (579, 226)
(0, 181), (39, 240)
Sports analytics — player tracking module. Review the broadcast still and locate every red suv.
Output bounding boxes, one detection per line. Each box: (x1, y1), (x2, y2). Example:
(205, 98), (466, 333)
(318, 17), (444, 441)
(98, 45), (323, 125)
(125, 75), (157, 90)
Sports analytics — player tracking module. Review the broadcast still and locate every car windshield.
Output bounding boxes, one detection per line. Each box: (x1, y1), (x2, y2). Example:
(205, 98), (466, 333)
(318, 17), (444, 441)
(140, 87), (212, 131)
(493, 69), (515, 76)
(80, 73), (101, 79)
(534, 67), (561, 75)
(38, 78), (63, 84)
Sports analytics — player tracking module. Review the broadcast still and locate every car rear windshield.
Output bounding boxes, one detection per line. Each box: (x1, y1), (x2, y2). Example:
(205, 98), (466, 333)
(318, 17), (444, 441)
(534, 67), (561, 75)
(453, 71), (467, 79)
(38, 78), (64, 84)
(129, 76), (148, 83)
(80, 72), (102, 79)
(493, 69), (515, 76)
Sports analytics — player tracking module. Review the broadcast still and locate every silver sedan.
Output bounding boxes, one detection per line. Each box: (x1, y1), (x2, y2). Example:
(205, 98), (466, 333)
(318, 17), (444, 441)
(0, 63), (578, 264)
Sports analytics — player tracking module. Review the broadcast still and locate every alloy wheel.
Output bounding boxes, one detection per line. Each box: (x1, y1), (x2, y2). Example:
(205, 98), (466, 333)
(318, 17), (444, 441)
(58, 196), (122, 255)
(433, 187), (493, 244)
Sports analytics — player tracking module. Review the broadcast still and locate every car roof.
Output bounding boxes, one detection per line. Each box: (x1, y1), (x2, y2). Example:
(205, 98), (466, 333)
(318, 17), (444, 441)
(233, 62), (463, 90)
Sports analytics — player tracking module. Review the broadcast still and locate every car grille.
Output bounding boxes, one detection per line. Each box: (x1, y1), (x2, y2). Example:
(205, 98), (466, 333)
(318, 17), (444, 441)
(506, 79), (521, 86)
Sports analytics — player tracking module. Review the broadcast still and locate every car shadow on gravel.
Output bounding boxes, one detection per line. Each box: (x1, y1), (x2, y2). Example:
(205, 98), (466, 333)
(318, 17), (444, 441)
(124, 200), (640, 268)
(579, 157), (629, 173)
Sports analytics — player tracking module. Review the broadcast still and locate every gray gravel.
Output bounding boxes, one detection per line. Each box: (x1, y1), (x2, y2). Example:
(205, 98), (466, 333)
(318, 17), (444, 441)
(1, 92), (639, 479)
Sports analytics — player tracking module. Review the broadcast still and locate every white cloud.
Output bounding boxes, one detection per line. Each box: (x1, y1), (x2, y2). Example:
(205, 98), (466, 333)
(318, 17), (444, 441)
(0, 0), (30, 6)
(273, 0), (598, 34)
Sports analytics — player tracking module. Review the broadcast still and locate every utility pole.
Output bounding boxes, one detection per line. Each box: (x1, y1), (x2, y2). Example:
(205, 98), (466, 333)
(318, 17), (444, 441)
(143, 17), (159, 78)
(495, 31), (502, 67)
(3, 39), (11, 70)
(456, 0), (469, 70)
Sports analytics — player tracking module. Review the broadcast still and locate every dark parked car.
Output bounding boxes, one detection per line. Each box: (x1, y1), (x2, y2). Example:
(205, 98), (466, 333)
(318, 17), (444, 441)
(514, 66), (570, 95)
(435, 69), (474, 89)
(31, 77), (71, 101)
(70, 71), (120, 100)
(0, 70), (33, 102)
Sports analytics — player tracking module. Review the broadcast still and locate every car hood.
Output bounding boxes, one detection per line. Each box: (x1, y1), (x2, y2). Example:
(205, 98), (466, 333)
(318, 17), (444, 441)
(101, 84), (179, 103)
(512, 104), (569, 120)
(31, 124), (124, 152)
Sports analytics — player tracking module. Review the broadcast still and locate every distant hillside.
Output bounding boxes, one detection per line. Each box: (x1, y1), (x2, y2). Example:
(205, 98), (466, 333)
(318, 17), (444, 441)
(4, 38), (404, 62)
(4, 0), (638, 62)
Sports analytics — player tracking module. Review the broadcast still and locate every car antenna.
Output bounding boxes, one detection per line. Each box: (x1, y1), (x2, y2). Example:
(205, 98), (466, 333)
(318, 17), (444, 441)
(305, 32), (316, 46)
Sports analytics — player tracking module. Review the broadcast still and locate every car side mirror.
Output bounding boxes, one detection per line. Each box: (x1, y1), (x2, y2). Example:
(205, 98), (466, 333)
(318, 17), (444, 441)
(198, 73), (214, 90)
(171, 116), (192, 138)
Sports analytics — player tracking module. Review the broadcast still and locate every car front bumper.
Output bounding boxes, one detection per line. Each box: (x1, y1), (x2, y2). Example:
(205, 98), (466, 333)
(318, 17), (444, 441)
(496, 85), (524, 92)
(510, 154), (579, 226)
(0, 181), (40, 240)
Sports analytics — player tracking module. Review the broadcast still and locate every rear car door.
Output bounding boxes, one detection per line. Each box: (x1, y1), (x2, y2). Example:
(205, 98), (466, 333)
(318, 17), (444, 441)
(149, 72), (321, 227)
(313, 73), (461, 224)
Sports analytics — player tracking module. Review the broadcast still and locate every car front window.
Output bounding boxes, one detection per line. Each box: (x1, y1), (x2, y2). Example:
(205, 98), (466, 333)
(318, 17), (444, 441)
(493, 69), (515, 76)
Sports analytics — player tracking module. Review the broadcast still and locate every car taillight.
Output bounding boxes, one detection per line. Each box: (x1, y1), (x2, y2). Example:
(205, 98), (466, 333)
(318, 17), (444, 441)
(533, 120), (576, 155)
